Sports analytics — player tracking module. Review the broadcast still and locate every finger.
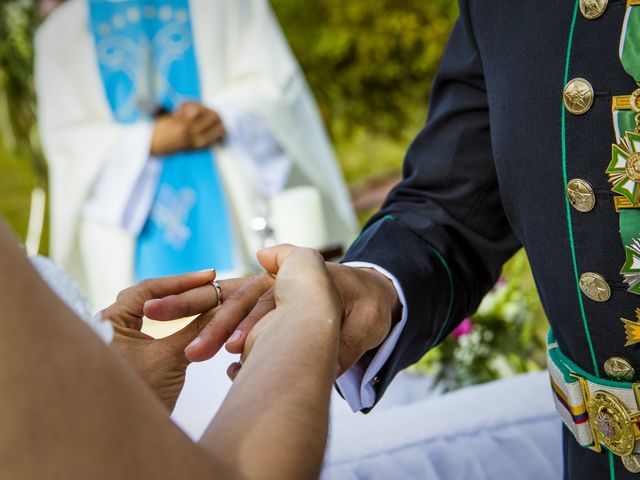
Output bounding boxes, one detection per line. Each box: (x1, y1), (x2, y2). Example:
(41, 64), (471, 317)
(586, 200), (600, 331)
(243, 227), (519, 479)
(224, 287), (275, 354)
(192, 124), (223, 150)
(227, 362), (242, 381)
(158, 312), (212, 353)
(136, 269), (214, 300)
(192, 109), (220, 135)
(178, 101), (201, 119)
(184, 273), (274, 362)
(144, 277), (249, 320)
(256, 243), (297, 274)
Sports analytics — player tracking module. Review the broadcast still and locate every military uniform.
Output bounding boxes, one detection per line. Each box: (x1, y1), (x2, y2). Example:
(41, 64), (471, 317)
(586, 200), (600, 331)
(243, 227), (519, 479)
(343, 0), (640, 477)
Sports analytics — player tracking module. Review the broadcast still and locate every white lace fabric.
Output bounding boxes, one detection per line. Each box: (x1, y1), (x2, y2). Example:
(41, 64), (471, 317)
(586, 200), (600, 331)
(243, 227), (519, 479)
(30, 255), (114, 344)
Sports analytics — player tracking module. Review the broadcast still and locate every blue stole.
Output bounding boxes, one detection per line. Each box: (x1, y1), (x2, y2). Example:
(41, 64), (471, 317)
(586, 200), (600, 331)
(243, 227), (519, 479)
(88, 0), (236, 281)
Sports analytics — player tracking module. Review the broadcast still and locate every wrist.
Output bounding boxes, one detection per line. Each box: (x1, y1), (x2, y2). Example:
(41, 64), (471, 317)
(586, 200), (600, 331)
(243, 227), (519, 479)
(357, 267), (402, 328)
(151, 116), (188, 156)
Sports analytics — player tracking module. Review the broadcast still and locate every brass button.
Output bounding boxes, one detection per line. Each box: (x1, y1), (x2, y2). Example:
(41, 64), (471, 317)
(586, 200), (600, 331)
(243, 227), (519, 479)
(580, 0), (608, 20)
(623, 454), (640, 473)
(564, 78), (594, 115)
(579, 272), (611, 302)
(604, 357), (635, 381)
(566, 178), (596, 212)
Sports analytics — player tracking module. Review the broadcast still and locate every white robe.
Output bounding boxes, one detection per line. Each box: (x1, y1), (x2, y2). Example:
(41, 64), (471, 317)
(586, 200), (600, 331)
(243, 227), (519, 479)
(35, 0), (357, 310)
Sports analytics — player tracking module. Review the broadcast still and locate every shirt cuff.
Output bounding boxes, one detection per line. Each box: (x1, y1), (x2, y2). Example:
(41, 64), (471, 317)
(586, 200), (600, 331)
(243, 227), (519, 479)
(335, 261), (408, 412)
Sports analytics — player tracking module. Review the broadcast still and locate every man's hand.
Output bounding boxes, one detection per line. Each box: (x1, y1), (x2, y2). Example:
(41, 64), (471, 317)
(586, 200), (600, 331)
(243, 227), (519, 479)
(150, 101), (225, 156)
(144, 255), (402, 376)
(101, 270), (217, 411)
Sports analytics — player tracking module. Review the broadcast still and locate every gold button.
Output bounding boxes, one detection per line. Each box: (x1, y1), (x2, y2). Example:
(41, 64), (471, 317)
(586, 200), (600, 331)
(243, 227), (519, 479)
(564, 78), (594, 115)
(604, 357), (635, 381)
(566, 178), (596, 212)
(623, 454), (640, 473)
(580, 0), (608, 20)
(579, 272), (611, 302)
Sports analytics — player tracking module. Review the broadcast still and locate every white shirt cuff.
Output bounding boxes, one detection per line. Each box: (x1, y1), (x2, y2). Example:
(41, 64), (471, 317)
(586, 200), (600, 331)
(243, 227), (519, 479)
(335, 261), (408, 412)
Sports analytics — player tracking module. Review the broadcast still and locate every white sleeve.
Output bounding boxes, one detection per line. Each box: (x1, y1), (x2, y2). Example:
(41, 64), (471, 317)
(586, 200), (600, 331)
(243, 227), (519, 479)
(335, 262), (409, 412)
(211, 100), (292, 197)
(83, 122), (160, 236)
(83, 122), (161, 236)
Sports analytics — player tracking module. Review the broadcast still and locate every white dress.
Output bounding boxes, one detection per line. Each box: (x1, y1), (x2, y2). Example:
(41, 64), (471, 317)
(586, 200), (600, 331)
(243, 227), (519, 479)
(30, 255), (113, 343)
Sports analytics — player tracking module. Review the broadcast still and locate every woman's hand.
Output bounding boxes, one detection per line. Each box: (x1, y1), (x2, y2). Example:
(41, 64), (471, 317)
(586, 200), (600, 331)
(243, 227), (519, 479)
(101, 270), (217, 411)
(227, 244), (343, 380)
(150, 101), (225, 156)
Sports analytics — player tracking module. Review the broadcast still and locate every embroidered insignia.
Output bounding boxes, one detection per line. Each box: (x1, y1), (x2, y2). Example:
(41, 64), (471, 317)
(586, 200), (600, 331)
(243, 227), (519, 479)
(621, 238), (640, 294)
(150, 185), (196, 250)
(607, 131), (640, 204)
(620, 308), (640, 347)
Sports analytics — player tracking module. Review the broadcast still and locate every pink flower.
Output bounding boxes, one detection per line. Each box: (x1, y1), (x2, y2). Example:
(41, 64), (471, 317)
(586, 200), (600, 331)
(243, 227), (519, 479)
(452, 317), (473, 339)
(493, 277), (507, 290)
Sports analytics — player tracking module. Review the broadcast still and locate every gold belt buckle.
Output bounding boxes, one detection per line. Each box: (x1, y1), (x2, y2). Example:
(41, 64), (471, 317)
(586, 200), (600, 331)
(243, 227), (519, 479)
(571, 374), (640, 458)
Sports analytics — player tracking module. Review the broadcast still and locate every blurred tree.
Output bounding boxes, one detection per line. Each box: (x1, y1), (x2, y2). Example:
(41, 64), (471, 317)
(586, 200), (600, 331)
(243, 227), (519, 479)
(0, 0), (46, 247)
(0, 0), (44, 181)
(272, 0), (458, 140)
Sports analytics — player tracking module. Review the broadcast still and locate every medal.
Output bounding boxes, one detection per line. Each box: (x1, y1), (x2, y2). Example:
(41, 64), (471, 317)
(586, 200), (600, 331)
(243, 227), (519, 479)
(610, 2), (640, 346)
(621, 309), (640, 346)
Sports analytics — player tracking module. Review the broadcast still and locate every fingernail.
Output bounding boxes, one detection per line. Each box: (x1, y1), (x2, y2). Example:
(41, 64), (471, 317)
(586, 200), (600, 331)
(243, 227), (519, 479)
(186, 337), (202, 351)
(227, 330), (242, 344)
(198, 268), (216, 275)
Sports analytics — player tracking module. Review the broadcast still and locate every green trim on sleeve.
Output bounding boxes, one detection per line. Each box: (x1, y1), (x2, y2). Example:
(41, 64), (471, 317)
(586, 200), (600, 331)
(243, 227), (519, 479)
(426, 244), (455, 346)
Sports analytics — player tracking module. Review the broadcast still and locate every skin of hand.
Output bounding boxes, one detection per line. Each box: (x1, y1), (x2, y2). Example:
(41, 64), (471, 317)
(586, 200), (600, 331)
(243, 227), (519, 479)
(150, 101), (225, 156)
(101, 270), (218, 411)
(144, 253), (402, 376)
(202, 244), (342, 480)
(226, 245), (343, 380)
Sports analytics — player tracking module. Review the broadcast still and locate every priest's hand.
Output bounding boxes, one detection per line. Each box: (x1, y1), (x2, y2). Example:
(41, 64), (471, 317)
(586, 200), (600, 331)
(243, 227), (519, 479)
(144, 250), (402, 376)
(150, 101), (225, 156)
(101, 270), (216, 412)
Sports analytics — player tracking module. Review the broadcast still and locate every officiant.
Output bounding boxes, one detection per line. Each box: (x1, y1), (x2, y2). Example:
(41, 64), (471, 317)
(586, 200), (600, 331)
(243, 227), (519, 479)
(35, 0), (356, 310)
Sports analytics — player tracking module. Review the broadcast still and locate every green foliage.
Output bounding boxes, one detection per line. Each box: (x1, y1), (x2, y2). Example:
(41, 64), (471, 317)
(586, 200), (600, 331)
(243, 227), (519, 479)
(0, 0), (44, 181)
(412, 249), (548, 390)
(0, 0), (45, 242)
(271, 0), (458, 140)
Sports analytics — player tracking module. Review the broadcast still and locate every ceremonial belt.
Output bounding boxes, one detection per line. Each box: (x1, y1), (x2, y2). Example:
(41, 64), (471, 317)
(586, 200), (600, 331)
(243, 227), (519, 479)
(547, 330), (640, 460)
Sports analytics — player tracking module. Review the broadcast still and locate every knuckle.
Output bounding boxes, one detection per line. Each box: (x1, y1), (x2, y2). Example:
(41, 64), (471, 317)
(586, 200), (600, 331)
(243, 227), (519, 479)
(340, 331), (364, 359)
(137, 278), (153, 291)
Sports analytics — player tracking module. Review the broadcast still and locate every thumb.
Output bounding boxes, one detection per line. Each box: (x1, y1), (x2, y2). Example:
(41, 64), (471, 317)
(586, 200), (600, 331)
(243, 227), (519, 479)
(256, 243), (297, 275)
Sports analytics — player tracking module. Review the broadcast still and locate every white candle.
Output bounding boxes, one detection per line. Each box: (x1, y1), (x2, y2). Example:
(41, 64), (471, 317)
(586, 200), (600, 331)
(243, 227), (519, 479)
(269, 186), (328, 249)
